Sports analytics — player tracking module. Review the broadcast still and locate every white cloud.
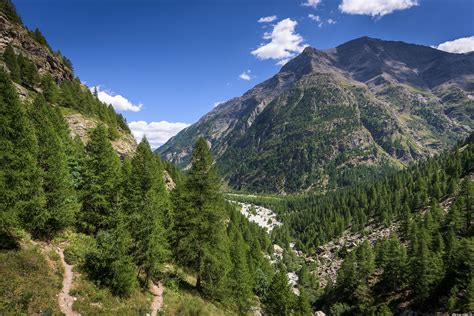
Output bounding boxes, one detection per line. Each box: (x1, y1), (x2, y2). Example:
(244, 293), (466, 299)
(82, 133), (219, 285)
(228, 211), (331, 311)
(327, 18), (337, 24)
(339, 0), (418, 17)
(239, 70), (252, 80)
(213, 101), (225, 107)
(128, 120), (190, 149)
(258, 15), (277, 23)
(90, 86), (142, 112)
(251, 18), (307, 64)
(302, 0), (322, 8)
(433, 36), (474, 54)
(308, 14), (321, 22)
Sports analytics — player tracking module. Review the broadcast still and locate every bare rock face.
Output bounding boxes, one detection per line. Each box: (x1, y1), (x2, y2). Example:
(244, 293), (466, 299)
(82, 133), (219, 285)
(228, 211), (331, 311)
(0, 13), (74, 83)
(64, 113), (137, 158)
(163, 170), (176, 191)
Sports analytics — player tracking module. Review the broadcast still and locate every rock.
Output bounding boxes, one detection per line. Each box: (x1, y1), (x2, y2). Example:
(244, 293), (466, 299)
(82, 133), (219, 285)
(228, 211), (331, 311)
(163, 170), (176, 191)
(64, 112), (137, 158)
(0, 13), (73, 83)
(314, 311), (326, 316)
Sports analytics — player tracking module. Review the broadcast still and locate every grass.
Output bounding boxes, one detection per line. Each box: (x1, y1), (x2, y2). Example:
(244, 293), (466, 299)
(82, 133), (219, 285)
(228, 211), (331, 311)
(163, 289), (234, 316)
(0, 242), (62, 315)
(71, 276), (152, 315)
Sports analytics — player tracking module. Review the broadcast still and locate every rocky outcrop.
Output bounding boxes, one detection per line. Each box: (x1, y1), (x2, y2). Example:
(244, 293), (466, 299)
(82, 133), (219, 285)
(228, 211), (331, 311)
(306, 221), (401, 288)
(64, 112), (137, 158)
(163, 170), (176, 191)
(0, 13), (73, 82)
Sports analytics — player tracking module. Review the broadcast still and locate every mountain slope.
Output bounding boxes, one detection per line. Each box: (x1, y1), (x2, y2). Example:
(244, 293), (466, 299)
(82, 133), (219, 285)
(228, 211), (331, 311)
(0, 10), (136, 157)
(157, 37), (474, 193)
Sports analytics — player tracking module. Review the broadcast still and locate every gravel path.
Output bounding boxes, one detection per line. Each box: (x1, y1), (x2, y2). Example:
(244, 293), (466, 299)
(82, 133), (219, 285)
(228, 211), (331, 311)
(149, 281), (164, 316)
(57, 246), (79, 316)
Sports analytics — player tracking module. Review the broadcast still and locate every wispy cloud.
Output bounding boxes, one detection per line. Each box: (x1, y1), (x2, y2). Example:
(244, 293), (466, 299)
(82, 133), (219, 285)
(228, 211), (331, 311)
(251, 18), (307, 65)
(213, 101), (225, 107)
(327, 18), (336, 24)
(90, 86), (142, 112)
(258, 15), (277, 23)
(433, 36), (474, 54)
(308, 14), (321, 22)
(302, 0), (322, 8)
(339, 0), (418, 17)
(239, 70), (252, 80)
(128, 121), (190, 149)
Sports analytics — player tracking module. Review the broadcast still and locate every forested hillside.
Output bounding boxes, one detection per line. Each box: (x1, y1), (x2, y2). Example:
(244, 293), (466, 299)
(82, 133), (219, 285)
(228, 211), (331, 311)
(233, 136), (473, 313)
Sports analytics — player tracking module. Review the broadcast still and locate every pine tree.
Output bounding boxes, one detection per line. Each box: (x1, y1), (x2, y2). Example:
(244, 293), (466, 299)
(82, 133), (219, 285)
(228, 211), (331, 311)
(173, 137), (231, 300)
(3, 45), (20, 82)
(28, 95), (78, 237)
(125, 138), (169, 283)
(40, 74), (59, 103)
(228, 229), (253, 313)
(79, 125), (122, 234)
(294, 288), (312, 315)
(17, 54), (39, 87)
(85, 221), (137, 297)
(264, 269), (295, 315)
(0, 69), (44, 241)
(380, 236), (407, 292)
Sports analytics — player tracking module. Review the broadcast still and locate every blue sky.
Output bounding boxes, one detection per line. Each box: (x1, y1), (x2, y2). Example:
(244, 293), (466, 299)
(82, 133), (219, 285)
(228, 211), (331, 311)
(14, 0), (474, 147)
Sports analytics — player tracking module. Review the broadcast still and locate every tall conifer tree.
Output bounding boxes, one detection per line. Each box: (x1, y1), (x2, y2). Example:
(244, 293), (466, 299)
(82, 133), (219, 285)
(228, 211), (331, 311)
(0, 70), (44, 241)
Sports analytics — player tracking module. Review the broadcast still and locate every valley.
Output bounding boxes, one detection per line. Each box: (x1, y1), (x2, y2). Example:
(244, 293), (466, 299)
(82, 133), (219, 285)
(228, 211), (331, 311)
(0, 0), (473, 315)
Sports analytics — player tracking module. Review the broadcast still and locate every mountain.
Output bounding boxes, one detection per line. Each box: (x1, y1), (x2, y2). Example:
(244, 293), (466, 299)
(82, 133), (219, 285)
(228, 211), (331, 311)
(0, 9), (136, 157)
(157, 37), (474, 193)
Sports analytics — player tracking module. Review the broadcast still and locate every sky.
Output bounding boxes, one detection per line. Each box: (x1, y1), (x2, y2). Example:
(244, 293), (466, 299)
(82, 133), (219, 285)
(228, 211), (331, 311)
(14, 0), (474, 148)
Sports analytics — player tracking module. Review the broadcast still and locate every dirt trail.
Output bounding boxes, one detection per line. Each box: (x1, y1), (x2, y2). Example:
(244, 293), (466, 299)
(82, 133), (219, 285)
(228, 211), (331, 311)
(149, 281), (164, 316)
(57, 246), (79, 316)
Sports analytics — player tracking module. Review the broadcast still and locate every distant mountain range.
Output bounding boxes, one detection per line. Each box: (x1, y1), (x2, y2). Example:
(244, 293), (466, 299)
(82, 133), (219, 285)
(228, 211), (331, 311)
(157, 37), (474, 193)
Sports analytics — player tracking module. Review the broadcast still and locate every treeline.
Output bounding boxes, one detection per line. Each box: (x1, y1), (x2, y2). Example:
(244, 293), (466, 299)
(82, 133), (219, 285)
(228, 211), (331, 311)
(324, 174), (473, 314)
(233, 138), (472, 254)
(0, 68), (313, 313)
(2, 45), (129, 136)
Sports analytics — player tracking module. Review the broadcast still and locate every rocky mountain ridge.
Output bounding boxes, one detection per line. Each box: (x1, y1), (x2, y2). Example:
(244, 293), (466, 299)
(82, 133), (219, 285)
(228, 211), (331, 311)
(0, 11), (137, 157)
(158, 37), (474, 193)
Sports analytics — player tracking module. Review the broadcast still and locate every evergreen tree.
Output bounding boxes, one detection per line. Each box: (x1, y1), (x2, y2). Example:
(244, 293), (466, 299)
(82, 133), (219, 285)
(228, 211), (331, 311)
(3, 44), (20, 82)
(85, 221), (137, 297)
(173, 137), (231, 300)
(125, 138), (169, 283)
(40, 74), (59, 103)
(294, 288), (312, 315)
(17, 54), (39, 87)
(0, 69), (44, 241)
(28, 95), (78, 237)
(79, 125), (122, 234)
(263, 269), (295, 315)
(380, 236), (407, 292)
(228, 229), (253, 313)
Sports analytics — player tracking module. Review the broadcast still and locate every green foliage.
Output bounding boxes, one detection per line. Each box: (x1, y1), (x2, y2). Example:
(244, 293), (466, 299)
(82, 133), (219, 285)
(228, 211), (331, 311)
(125, 138), (170, 283)
(263, 269), (295, 315)
(85, 224), (137, 297)
(79, 125), (122, 234)
(3, 44), (20, 81)
(17, 53), (39, 87)
(27, 95), (78, 237)
(58, 79), (130, 134)
(40, 74), (59, 103)
(0, 0), (22, 24)
(0, 69), (44, 238)
(173, 137), (231, 300)
(0, 246), (62, 314)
